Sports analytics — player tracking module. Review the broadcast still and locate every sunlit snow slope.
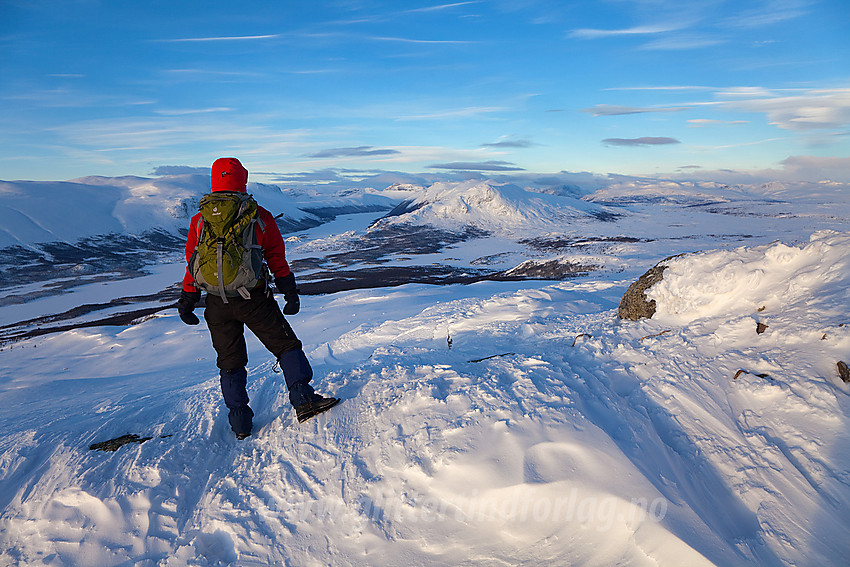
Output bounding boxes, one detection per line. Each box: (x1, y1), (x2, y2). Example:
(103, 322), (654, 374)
(1, 230), (850, 565)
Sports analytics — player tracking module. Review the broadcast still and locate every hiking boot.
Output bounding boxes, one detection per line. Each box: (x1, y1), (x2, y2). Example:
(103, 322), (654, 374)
(288, 381), (340, 423)
(295, 396), (340, 423)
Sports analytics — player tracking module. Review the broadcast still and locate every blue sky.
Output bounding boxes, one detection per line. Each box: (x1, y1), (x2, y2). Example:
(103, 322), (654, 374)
(1, 0), (848, 183)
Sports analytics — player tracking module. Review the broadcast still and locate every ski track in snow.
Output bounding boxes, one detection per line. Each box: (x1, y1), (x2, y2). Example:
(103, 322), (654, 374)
(1, 179), (850, 565)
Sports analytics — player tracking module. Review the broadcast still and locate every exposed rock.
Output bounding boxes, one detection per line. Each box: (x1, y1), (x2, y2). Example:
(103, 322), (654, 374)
(756, 322), (769, 334)
(618, 256), (680, 320)
(89, 433), (152, 452)
(838, 361), (850, 383)
(89, 433), (172, 452)
(500, 259), (596, 279)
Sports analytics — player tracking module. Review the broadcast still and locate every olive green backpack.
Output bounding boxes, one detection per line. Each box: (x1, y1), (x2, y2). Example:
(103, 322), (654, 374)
(188, 192), (267, 302)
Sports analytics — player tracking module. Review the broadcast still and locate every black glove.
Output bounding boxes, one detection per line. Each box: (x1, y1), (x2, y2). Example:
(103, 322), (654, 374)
(177, 290), (201, 325)
(275, 273), (300, 315)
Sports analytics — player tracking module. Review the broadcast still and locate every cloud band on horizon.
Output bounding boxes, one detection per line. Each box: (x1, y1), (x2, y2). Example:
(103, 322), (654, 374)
(583, 104), (687, 116)
(308, 146), (402, 158)
(603, 137), (681, 147)
(427, 160), (526, 171)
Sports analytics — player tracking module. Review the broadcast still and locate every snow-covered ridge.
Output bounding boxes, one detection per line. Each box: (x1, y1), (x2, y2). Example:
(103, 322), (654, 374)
(0, 175), (397, 249)
(374, 180), (615, 234)
(649, 230), (850, 328)
(0, 176), (207, 248)
(0, 179), (137, 248)
(585, 178), (780, 205)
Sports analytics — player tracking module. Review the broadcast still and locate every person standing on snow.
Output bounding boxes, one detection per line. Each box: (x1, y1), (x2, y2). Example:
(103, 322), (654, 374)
(177, 157), (338, 439)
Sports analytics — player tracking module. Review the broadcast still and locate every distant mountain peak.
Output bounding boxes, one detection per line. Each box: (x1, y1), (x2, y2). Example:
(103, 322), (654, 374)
(373, 180), (615, 234)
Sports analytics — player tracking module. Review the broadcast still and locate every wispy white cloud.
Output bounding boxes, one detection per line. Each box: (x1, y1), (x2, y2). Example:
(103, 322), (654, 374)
(719, 88), (850, 131)
(427, 160), (525, 171)
(605, 85), (714, 92)
(369, 36), (478, 45)
(155, 34), (281, 43)
(603, 137), (681, 147)
(693, 136), (790, 150)
(481, 138), (536, 148)
(569, 18), (725, 51)
(583, 104), (687, 116)
(288, 68), (345, 75)
(687, 119), (749, 127)
(154, 107), (233, 116)
(656, 154), (850, 183)
(589, 85), (850, 133)
(283, 145), (508, 170)
(395, 106), (506, 121)
(569, 23), (686, 39)
(152, 165), (209, 175)
(724, 0), (811, 28)
(781, 154), (850, 174)
(325, 2), (482, 25)
(715, 86), (782, 98)
(164, 69), (267, 80)
(307, 146), (401, 159)
(46, 116), (309, 155)
(402, 1), (482, 14)
(641, 34), (725, 50)
(2, 87), (155, 109)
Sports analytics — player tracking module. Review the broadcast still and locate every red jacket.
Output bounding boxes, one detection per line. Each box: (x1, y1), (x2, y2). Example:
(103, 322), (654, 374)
(182, 205), (291, 293)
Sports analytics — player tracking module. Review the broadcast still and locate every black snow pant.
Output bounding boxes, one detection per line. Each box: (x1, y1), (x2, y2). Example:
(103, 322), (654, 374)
(204, 286), (307, 373)
(204, 286), (314, 433)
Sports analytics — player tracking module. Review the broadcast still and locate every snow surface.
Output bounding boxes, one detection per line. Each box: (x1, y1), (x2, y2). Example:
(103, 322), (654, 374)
(1, 176), (850, 566)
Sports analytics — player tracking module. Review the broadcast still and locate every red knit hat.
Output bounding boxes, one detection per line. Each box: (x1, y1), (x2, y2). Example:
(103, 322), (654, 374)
(211, 157), (248, 192)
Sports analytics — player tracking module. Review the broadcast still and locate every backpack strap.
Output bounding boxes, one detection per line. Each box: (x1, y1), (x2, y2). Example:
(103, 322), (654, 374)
(235, 220), (253, 300)
(215, 237), (229, 302)
(236, 217), (265, 300)
(191, 218), (204, 263)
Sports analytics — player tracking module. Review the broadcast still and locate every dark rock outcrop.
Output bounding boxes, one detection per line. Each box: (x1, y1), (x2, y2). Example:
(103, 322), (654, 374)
(89, 434), (152, 452)
(618, 255), (682, 320)
(838, 361), (850, 383)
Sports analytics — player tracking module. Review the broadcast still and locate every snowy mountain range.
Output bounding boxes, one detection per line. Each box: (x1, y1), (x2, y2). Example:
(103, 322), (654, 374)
(1, 172), (850, 565)
(0, 175), (397, 249)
